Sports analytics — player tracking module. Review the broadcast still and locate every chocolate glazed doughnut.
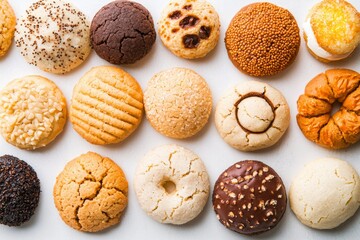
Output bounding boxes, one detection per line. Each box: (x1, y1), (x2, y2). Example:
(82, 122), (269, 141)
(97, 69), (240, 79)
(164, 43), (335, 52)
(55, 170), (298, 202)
(213, 160), (287, 235)
(215, 81), (290, 151)
(297, 69), (360, 149)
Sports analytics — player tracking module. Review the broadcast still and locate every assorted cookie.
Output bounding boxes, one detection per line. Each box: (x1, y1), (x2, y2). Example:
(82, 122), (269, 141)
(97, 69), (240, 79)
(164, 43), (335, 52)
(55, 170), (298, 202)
(134, 144), (210, 225)
(290, 157), (360, 229)
(304, 0), (360, 62)
(70, 66), (143, 145)
(297, 69), (360, 149)
(215, 81), (290, 151)
(225, 2), (300, 77)
(0, 0), (16, 57)
(53, 152), (128, 232)
(213, 160), (287, 235)
(144, 67), (212, 139)
(158, 0), (220, 59)
(15, 0), (91, 74)
(0, 75), (67, 150)
(0, 155), (40, 227)
(91, 0), (156, 64)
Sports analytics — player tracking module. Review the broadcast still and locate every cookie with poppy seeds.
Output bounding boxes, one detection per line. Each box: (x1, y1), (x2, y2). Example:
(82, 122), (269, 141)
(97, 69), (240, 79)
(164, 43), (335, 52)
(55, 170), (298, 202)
(213, 160), (286, 235)
(225, 2), (300, 77)
(0, 155), (40, 226)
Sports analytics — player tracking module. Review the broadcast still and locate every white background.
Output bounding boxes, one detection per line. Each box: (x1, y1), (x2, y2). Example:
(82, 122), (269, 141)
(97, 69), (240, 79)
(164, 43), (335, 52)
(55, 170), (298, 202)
(1, 0), (360, 239)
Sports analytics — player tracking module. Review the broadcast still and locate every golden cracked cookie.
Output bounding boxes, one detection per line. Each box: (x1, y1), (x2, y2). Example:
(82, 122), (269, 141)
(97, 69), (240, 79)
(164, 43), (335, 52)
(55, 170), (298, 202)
(70, 66), (143, 145)
(53, 152), (128, 232)
(15, 0), (91, 74)
(304, 0), (360, 62)
(158, 0), (220, 59)
(134, 144), (210, 224)
(225, 2), (300, 77)
(144, 67), (212, 139)
(0, 75), (67, 150)
(290, 158), (360, 229)
(297, 69), (360, 149)
(0, 0), (16, 57)
(215, 81), (290, 151)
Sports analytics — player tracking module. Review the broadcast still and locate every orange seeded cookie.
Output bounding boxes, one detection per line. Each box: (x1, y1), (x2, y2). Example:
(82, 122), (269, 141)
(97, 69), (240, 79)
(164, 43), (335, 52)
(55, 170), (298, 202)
(0, 0), (16, 57)
(70, 66), (143, 145)
(53, 152), (128, 232)
(225, 2), (300, 77)
(304, 0), (360, 62)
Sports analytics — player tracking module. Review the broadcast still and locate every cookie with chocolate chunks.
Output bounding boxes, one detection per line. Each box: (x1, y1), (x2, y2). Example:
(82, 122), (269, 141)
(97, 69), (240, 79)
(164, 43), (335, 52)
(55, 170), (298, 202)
(213, 160), (287, 235)
(158, 0), (220, 59)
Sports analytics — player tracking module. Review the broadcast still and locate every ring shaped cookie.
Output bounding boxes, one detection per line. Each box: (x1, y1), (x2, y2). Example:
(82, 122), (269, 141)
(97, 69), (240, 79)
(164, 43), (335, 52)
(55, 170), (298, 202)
(134, 144), (210, 225)
(215, 81), (290, 151)
(297, 69), (360, 149)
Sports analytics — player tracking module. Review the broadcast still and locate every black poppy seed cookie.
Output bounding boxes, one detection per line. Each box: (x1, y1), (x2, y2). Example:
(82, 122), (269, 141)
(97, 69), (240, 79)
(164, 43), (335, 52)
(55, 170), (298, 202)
(158, 0), (220, 59)
(0, 155), (40, 226)
(213, 160), (287, 235)
(15, 0), (91, 74)
(91, 0), (156, 64)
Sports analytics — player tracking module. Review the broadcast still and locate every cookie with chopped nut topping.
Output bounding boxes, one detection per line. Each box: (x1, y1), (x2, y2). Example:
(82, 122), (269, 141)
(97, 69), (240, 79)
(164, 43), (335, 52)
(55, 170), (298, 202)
(15, 0), (91, 74)
(0, 75), (67, 150)
(158, 0), (220, 59)
(53, 152), (128, 232)
(213, 160), (287, 235)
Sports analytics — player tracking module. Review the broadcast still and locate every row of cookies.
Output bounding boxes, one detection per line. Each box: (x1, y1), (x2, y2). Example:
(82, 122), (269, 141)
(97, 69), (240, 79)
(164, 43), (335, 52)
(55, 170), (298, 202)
(1, 0), (359, 76)
(2, 66), (360, 151)
(2, 148), (360, 234)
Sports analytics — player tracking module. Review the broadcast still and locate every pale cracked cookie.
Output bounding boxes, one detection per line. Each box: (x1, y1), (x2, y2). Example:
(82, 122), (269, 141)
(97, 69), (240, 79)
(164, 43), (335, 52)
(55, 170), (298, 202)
(134, 144), (210, 225)
(215, 81), (290, 151)
(158, 0), (220, 59)
(0, 75), (67, 150)
(0, 0), (16, 57)
(70, 66), (143, 145)
(53, 152), (128, 232)
(15, 0), (91, 74)
(144, 68), (212, 139)
(290, 158), (360, 229)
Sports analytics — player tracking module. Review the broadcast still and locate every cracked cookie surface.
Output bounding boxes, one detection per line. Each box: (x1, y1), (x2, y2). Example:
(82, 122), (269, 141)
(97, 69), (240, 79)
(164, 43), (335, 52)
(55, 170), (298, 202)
(91, 0), (156, 64)
(15, 0), (91, 74)
(297, 69), (360, 149)
(0, 0), (16, 57)
(215, 81), (290, 151)
(158, 0), (220, 59)
(290, 157), (360, 229)
(134, 144), (210, 225)
(144, 67), (212, 139)
(53, 152), (128, 232)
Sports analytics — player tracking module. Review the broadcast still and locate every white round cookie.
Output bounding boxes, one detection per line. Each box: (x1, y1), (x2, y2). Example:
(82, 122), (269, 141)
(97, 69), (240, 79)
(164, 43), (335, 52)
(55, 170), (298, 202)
(290, 158), (360, 229)
(134, 144), (210, 225)
(15, 0), (91, 74)
(215, 81), (290, 151)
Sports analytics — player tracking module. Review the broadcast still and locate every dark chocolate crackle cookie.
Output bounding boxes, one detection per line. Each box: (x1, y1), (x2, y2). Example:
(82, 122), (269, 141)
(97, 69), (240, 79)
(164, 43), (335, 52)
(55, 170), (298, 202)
(213, 160), (287, 235)
(0, 155), (40, 226)
(90, 0), (156, 64)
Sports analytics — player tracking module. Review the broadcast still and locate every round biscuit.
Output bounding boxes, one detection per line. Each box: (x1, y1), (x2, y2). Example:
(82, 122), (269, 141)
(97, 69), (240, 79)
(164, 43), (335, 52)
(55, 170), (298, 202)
(0, 0), (16, 57)
(134, 144), (210, 225)
(144, 67), (212, 139)
(0, 75), (67, 150)
(70, 66), (143, 145)
(158, 0), (220, 59)
(215, 81), (290, 151)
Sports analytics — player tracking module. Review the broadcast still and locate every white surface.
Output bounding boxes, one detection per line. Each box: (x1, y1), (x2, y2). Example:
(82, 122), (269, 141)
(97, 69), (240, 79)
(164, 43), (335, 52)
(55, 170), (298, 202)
(1, 0), (360, 239)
